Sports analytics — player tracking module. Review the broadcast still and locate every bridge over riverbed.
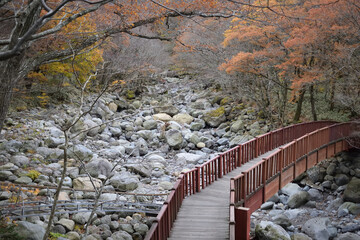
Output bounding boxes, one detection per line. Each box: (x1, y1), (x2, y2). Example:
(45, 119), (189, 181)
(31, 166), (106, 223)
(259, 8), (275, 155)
(145, 121), (356, 240)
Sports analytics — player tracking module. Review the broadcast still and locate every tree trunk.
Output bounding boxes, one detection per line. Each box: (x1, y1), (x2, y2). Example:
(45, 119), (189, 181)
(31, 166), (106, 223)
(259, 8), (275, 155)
(309, 84), (317, 121)
(280, 81), (289, 125)
(329, 79), (335, 111)
(293, 88), (306, 122)
(0, 58), (23, 135)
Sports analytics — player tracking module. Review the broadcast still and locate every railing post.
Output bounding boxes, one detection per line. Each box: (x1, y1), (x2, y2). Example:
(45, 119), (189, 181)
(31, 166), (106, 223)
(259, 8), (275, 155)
(293, 139), (297, 179)
(242, 173), (247, 207)
(255, 137), (259, 158)
(262, 158), (267, 203)
(238, 146), (241, 167)
(235, 207), (251, 240)
(218, 156), (223, 178)
(279, 147), (283, 189)
(196, 166), (201, 192)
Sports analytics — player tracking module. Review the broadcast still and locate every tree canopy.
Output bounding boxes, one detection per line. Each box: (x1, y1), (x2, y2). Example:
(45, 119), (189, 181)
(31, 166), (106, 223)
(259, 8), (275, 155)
(0, 0), (359, 132)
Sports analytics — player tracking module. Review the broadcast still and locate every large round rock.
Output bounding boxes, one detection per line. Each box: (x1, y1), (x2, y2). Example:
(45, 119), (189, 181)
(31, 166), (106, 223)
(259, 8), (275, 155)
(110, 172), (139, 191)
(165, 129), (183, 149)
(303, 217), (333, 240)
(344, 177), (360, 203)
(15, 221), (45, 240)
(255, 221), (290, 240)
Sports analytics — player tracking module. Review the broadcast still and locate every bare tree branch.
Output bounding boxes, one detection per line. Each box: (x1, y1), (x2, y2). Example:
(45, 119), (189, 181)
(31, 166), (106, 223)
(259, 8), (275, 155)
(0, 0), (111, 60)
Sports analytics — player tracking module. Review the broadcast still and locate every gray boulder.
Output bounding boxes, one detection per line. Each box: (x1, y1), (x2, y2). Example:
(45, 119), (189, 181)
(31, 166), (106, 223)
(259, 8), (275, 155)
(109, 127), (122, 137)
(143, 120), (158, 130)
(292, 233), (312, 240)
(15, 221), (45, 240)
(261, 201), (274, 210)
(308, 188), (323, 201)
(37, 147), (64, 160)
(326, 163), (337, 176)
(110, 172), (139, 191)
(10, 155), (29, 167)
(15, 176), (33, 184)
(110, 221), (120, 231)
(137, 130), (154, 140)
(307, 166), (325, 183)
(133, 223), (149, 235)
(338, 202), (360, 215)
(272, 214), (291, 228)
(44, 137), (65, 148)
(85, 158), (113, 178)
(173, 113), (194, 125)
(68, 144), (93, 161)
(73, 176), (101, 190)
(165, 129), (183, 149)
(230, 120), (245, 132)
(99, 146), (126, 159)
(0, 191), (11, 200)
(66, 231), (81, 240)
(57, 218), (75, 231)
(99, 193), (118, 201)
(125, 163), (151, 178)
(281, 183), (302, 197)
(119, 223), (134, 234)
(175, 153), (204, 164)
(153, 113), (172, 122)
(229, 135), (252, 148)
(0, 170), (14, 181)
(111, 230), (133, 240)
(159, 181), (173, 190)
(135, 138), (148, 156)
(0, 139), (22, 153)
(303, 217), (332, 240)
(334, 233), (360, 240)
(153, 105), (179, 116)
(84, 119), (101, 137)
(48, 127), (63, 138)
(287, 191), (309, 208)
(334, 174), (350, 186)
(190, 120), (205, 131)
(189, 98), (212, 110)
(255, 221), (290, 240)
(344, 177), (360, 203)
(52, 225), (66, 234)
(72, 212), (94, 225)
(202, 107), (226, 127)
(0, 163), (18, 171)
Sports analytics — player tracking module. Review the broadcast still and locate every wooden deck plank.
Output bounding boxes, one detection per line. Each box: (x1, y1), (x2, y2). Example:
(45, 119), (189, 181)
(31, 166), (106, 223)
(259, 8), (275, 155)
(168, 148), (281, 240)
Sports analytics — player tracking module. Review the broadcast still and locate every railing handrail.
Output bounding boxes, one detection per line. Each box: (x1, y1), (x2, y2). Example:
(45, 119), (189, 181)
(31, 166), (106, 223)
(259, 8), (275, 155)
(144, 120), (340, 240)
(229, 121), (355, 240)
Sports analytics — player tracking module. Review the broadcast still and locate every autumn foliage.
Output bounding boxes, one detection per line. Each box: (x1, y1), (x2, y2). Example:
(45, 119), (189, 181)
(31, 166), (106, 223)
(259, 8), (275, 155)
(220, 0), (360, 120)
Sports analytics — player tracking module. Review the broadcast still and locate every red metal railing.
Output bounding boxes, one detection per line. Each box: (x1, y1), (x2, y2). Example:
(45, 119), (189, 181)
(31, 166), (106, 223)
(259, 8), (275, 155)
(230, 122), (355, 240)
(144, 120), (338, 240)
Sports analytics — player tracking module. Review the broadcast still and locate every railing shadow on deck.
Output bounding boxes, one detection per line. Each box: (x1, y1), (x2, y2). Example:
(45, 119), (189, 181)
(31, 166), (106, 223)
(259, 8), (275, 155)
(144, 120), (342, 240)
(229, 122), (356, 240)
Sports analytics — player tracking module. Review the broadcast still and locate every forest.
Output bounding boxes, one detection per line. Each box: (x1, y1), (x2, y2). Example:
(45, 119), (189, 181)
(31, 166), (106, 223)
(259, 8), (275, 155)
(0, 0), (359, 240)
(1, 0), (359, 130)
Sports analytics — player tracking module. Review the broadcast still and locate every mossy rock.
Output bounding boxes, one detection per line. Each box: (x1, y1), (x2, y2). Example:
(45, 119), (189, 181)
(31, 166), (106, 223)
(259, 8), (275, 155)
(26, 170), (41, 181)
(344, 177), (360, 203)
(220, 97), (232, 106)
(126, 90), (135, 99)
(202, 107), (226, 127)
(207, 106), (225, 117)
(255, 221), (291, 240)
(211, 96), (223, 105)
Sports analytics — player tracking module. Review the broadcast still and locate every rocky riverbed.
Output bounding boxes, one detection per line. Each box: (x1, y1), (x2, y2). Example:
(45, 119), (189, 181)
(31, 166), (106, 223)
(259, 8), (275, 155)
(252, 150), (360, 240)
(0, 75), (359, 240)
(0, 76), (272, 240)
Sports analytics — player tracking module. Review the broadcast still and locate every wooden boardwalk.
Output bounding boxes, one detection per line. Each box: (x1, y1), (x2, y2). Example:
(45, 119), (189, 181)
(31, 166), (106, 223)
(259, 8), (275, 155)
(168, 150), (275, 240)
